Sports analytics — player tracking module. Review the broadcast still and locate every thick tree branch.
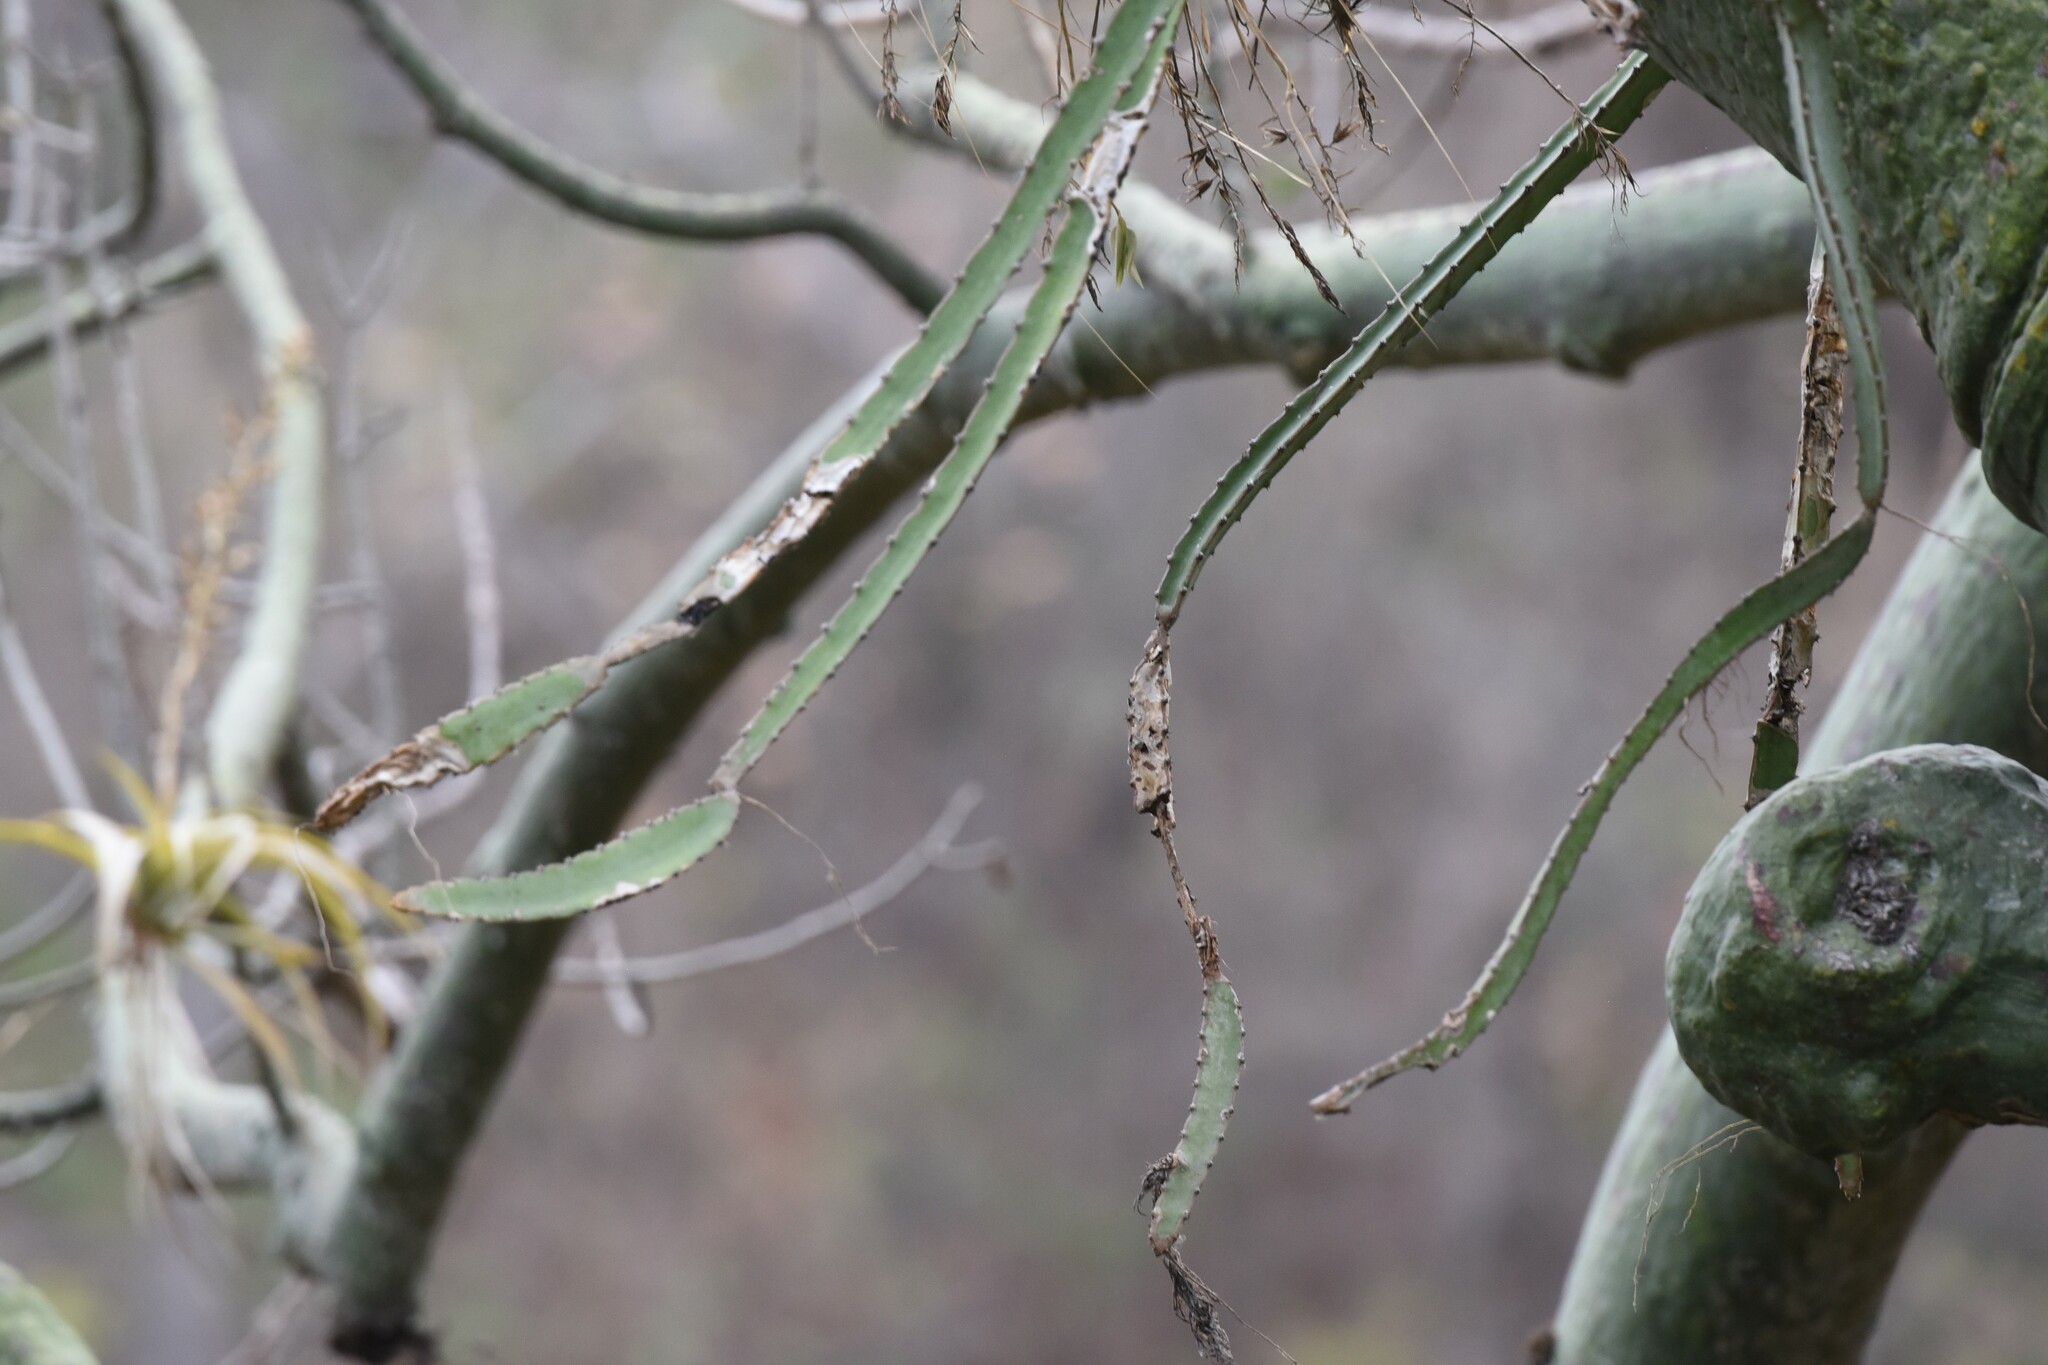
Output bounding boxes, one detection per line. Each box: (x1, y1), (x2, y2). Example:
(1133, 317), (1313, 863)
(1352, 1), (1602, 57)
(1549, 463), (2048, 1364)
(895, 71), (1814, 378)
(333, 0), (944, 314)
(322, 150), (1817, 1350)
(722, 0), (895, 28)
(109, 0), (326, 809)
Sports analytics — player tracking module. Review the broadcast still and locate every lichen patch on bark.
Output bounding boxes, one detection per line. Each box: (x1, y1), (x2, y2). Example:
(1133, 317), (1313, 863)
(1833, 822), (1920, 946)
(1668, 744), (2048, 1157)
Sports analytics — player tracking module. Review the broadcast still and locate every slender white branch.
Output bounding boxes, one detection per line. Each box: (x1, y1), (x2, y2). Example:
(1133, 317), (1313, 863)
(109, 0), (326, 808)
(43, 201), (141, 764)
(0, 400), (173, 616)
(0, 1127), (78, 1187)
(1354, 1), (1600, 57)
(0, 874), (89, 966)
(88, 255), (171, 591)
(722, 0), (897, 28)
(327, 245), (406, 750)
(0, 235), (217, 382)
(0, 1071), (100, 1134)
(0, 555), (90, 810)
(0, 958), (95, 1010)
(443, 387), (500, 703)
(303, 680), (384, 759)
(582, 912), (651, 1036)
(2, 0), (37, 245)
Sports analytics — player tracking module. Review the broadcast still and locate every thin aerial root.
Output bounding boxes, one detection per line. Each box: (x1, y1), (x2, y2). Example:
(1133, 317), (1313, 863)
(1632, 1120), (1760, 1304)
(1161, 1246), (1236, 1362)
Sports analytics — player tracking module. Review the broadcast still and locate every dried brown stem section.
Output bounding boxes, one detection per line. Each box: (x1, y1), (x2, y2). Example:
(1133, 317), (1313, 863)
(1748, 248), (1846, 806)
(1129, 627), (1222, 978)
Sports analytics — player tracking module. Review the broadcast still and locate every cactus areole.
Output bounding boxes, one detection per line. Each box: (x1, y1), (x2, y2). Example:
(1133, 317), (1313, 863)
(1666, 745), (2048, 1159)
(1629, 0), (2048, 531)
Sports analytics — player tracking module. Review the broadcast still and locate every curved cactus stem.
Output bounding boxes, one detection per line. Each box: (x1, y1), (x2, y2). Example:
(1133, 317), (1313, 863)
(1312, 513), (1878, 1113)
(393, 792), (739, 920)
(313, 628), (680, 831)
(1313, 3), (1906, 1111)
(319, 0), (1189, 831)
(712, 14), (1179, 784)
(1142, 971), (1244, 1363)
(372, 3), (1179, 922)
(1151, 53), (1670, 627)
(1146, 974), (1244, 1253)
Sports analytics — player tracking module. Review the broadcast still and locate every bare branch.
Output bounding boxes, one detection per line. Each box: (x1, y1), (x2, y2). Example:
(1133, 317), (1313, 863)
(332, 0), (945, 314)
(443, 387), (500, 704)
(578, 913), (650, 1037)
(0, 874), (89, 967)
(303, 680), (385, 760)
(109, 0), (329, 810)
(41, 230), (142, 766)
(0, 1126), (80, 1187)
(213, 1277), (318, 1365)
(555, 784), (1001, 987)
(725, 0), (897, 28)
(0, 403), (169, 598)
(1353, 1), (1600, 58)
(0, 958), (95, 1011)
(91, 0), (161, 254)
(2, 0), (38, 249)
(87, 257), (170, 580)
(0, 235), (216, 381)
(326, 246), (406, 750)
(888, 63), (1046, 167)
(0, 551), (90, 810)
(0, 1072), (100, 1135)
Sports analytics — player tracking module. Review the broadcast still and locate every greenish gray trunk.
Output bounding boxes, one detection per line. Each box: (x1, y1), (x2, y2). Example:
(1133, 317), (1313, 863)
(1550, 462), (2048, 1363)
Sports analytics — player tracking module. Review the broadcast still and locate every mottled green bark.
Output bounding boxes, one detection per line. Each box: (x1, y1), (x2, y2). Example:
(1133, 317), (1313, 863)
(1551, 462), (2048, 1364)
(1633, 0), (2048, 528)
(1670, 745), (2048, 1157)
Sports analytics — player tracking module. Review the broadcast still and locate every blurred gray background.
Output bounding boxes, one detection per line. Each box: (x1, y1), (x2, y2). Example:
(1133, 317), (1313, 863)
(4, 0), (2045, 1360)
